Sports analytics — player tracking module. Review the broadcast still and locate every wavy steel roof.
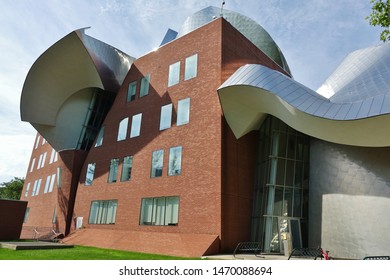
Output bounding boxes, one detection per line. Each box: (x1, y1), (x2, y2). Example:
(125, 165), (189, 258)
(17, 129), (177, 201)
(20, 29), (134, 151)
(218, 43), (390, 147)
(177, 6), (290, 74)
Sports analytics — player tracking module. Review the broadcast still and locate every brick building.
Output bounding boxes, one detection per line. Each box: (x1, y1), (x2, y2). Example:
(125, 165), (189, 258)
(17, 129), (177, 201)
(20, 7), (390, 258)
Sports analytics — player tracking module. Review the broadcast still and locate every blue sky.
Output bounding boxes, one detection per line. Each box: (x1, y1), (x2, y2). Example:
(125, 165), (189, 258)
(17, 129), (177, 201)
(0, 0), (382, 183)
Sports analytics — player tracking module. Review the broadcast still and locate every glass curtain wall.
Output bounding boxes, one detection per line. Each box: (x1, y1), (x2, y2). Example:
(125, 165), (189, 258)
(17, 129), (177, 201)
(251, 116), (309, 253)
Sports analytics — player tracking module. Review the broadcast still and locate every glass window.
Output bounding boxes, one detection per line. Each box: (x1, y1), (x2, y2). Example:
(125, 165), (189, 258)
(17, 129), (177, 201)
(168, 61), (180, 86)
(85, 163), (96, 186)
(32, 179), (42, 196)
(57, 167), (62, 188)
(185, 54), (198, 80)
(127, 81), (137, 102)
(139, 74), (150, 97)
(44, 175), (51, 194)
(177, 98), (190, 126)
(130, 113), (142, 138)
(151, 149), (164, 178)
(48, 173), (56, 193)
(49, 148), (56, 164)
(24, 183), (30, 197)
(108, 158), (119, 183)
(117, 118), (129, 141)
(24, 208), (30, 223)
(37, 154), (43, 170)
(121, 156), (133, 182)
(29, 158), (36, 172)
(88, 200), (118, 224)
(159, 104), (172, 130)
(168, 146), (182, 176)
(52, 207), (57, 224)
(40, 152), (47, 169)
(140, 196), (179, 226)
(95, 127), (104, 147)
(35, 135), (40, 149)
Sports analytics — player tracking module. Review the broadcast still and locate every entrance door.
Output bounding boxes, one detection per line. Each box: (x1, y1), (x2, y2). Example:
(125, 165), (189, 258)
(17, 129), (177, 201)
(278, 217), (302, 254)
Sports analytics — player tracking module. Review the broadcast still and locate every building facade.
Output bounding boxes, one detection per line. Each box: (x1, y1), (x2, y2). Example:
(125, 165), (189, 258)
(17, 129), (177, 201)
(20, 7), (390, 258)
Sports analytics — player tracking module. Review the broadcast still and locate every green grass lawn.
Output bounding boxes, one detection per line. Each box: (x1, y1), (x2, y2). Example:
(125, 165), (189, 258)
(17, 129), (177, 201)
(0, 245), (196, 260)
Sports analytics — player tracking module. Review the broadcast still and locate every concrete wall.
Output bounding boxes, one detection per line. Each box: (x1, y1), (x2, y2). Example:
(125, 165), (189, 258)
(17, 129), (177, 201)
(309, 138), (390, 259)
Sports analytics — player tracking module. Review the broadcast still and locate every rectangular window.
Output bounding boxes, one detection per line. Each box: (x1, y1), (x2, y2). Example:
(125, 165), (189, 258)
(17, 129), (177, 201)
(44, 175), (51, 194)
(49, 148), (56, 164)
(168, 146), (182, 176)
(42, 138), (46, 145)
(43, 174), (57, 193)
(57, 167), (62, 188)
(184, 54), (198, 80)
(24, 183), (30, 197)
(24, 208), (30, 223)
(52, 207), (57, 224)
(32, 179), (42, 196)
(85, 163), (96, 186)
(88, 200), (118, 224)
(168, 61), (180, 86)
(127, 81), (137, 102)
(121, 156), (133, 182)
(29, 158), (36, 173)
(139, 74), (150, 97)
(117, 117), (129, 141)
(177, 98), (190, 126)
(150, 149), (164, 178)
(108, 158), (119, 183)
(95, 127), (104, 147)
(140, 196), (179, 226)
(35, 135), (40, 149)
(37, 154), (43, 170)
(130, 113), (142, 138)
(159, 104), (172, 130)
(40, 152), (47, 169)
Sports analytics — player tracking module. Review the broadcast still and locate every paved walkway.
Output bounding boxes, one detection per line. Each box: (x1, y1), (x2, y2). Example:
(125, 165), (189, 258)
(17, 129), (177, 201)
(205, 254), (290, 260)
(0, 241), (73, 250)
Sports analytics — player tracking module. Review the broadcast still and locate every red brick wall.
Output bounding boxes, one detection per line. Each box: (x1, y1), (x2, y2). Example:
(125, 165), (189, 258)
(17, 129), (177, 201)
(20, 133), (86, 237)
(73, 19), (225, 249)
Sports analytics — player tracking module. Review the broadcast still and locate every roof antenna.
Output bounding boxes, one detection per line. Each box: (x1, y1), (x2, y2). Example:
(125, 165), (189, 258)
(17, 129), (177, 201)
(220, 1), (225, 17)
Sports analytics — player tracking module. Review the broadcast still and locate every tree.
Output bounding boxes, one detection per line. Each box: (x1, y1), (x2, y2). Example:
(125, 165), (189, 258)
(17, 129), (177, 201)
(0, 177), (24, 200)
(366, 0), (390, 42)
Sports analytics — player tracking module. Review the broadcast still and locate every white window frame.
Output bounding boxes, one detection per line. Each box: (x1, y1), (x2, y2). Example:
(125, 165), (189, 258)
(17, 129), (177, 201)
(177, 98), (190, 126)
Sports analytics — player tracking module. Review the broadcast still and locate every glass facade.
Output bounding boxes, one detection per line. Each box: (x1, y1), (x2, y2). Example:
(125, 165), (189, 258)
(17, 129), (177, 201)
(251, 116), (309, 253)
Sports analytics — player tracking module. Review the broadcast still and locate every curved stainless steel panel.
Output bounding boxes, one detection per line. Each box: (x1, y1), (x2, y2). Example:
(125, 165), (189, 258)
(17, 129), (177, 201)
(177, 6), (291, 74)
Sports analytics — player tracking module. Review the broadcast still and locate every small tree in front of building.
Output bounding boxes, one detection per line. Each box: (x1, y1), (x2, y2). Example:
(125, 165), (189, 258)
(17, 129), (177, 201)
(0, 177), (24, 200)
